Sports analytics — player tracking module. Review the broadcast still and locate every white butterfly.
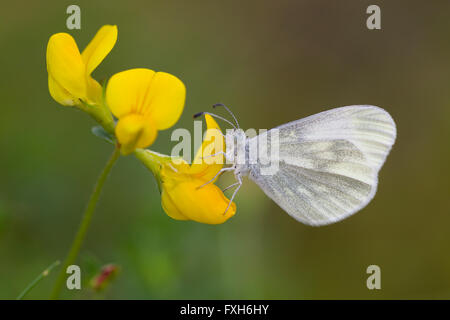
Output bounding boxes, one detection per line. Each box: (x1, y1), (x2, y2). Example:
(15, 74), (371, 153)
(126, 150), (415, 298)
(196, 104), (396, 226)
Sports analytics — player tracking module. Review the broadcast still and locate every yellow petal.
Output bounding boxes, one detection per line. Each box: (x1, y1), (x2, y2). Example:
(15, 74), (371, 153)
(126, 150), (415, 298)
(48, 75), (77, 106)
(147, 72), (186, 130)
(134, 149), (189, 181)
(115, 114), (157, 155)
(161, 190), (189, 221)
(190, 114), (225, 181)
(86, 76), (102, 105)
(106, 69), (185, 130)
(81, 25), (118, 75)
(46, 33), (87, 102)
(106, 68), (156, 118)
(163, 178), (236, 224)
(139, 153), (237, 224)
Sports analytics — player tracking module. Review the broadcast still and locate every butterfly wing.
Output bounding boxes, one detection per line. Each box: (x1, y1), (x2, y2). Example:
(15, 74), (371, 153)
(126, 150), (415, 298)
(248, 105), (396, 226)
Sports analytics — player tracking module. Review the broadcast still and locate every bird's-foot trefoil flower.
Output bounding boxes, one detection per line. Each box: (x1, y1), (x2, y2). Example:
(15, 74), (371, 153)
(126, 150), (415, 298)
(135, 115), (236, 224)
(106, 68), (186, 155)
(46, 25), (118, 134)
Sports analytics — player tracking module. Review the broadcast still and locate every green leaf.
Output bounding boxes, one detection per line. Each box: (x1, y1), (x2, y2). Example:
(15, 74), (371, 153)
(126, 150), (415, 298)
(92, 126), (115, 145)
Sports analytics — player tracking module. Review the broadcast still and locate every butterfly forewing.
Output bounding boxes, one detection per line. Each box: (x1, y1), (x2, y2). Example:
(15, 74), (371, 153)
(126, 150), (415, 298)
(247, 105), (396, 225)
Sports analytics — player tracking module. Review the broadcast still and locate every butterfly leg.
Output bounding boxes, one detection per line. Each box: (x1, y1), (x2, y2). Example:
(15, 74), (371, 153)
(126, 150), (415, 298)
(201, 151), (234, 165)
(201, 151), (226, 160)
(222, 182), (240, 192)
(223, 174), (242, 215)
(197, 167), (235, 190)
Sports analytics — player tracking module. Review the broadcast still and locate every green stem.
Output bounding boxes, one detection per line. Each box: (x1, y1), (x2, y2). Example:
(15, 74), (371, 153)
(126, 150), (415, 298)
(17, 260), (60, 300)
(50, 147), (120, 299)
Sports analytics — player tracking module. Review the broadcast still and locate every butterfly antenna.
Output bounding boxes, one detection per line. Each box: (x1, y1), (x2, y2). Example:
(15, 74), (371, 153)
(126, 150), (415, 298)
(193, 111), (237, 129)
(213, 103), (240, 129)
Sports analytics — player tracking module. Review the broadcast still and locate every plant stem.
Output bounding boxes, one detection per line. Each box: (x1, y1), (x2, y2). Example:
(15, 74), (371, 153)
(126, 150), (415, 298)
(50, 146), (120, 299)
(17, 260), (60, 300)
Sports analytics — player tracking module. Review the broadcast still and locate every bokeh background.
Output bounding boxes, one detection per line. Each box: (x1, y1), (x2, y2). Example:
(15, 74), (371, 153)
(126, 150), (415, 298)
(0, 0), (449, 299)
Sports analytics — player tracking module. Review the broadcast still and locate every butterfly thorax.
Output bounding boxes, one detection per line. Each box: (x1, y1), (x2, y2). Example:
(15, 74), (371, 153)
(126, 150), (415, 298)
(225, 129), (251, 177)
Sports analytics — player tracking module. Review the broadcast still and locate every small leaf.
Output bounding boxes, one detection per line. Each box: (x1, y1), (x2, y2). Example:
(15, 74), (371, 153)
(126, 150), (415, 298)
(92, 126), (115, 145)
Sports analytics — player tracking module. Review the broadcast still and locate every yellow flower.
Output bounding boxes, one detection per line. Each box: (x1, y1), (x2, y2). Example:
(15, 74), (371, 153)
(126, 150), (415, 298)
(46, 25), (118, 107)
(106, 68), (186, 155)
(135, 115), (236, 224)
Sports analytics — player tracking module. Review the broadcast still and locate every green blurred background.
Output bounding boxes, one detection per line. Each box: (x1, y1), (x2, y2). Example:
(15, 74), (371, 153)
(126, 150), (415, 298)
(0, 0), (449, 299)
